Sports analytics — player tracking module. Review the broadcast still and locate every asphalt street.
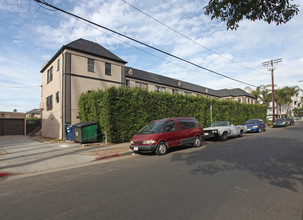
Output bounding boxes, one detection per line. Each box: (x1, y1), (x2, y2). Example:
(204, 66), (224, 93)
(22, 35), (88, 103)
(1, 122), (303, 220)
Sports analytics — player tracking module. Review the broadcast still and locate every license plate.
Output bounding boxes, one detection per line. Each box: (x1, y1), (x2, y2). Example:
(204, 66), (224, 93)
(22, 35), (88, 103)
(134, 147), (138, 151)
(204, 132), (209, 136)
(247, 129), (251, 131)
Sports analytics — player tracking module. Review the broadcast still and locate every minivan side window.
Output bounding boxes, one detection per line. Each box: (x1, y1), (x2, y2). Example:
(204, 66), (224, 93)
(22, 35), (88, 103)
(177, 119), (199, 129)
(163, 120), (178, 132)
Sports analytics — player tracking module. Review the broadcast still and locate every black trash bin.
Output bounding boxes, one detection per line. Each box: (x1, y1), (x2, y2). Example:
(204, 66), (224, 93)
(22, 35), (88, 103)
(72, 122), (97, 144)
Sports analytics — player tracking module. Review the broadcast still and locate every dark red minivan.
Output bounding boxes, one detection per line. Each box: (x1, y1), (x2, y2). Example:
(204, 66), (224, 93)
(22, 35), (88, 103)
(130, 117), (204, 155)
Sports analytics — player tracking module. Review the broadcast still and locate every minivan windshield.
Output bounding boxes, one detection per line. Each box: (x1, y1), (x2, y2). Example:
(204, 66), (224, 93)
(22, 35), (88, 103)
(137, 121), (166, 134)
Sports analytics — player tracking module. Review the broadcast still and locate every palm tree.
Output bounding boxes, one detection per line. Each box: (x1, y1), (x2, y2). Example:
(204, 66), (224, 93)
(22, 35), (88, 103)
(260, 89), (272, 106)
(251, 86), (262, 103)
(275, 88), (288, 118)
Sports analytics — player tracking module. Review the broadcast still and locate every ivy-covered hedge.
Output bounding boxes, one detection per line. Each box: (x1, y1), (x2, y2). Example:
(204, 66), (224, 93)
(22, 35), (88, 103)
(79, 87), (267, 143)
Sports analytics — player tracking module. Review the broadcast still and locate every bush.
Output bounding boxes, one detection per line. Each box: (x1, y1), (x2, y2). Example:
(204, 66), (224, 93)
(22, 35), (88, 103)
(79, 87), (267, 143)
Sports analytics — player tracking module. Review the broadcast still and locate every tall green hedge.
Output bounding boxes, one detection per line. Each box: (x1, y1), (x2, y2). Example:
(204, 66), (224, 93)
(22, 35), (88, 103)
(79, 87), (267, 143)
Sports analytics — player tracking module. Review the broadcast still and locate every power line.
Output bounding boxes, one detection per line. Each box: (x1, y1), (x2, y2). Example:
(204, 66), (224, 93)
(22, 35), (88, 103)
(121, 0), (260, 74)
(0, 84), (40, 88)
(33, 0), (258, 88)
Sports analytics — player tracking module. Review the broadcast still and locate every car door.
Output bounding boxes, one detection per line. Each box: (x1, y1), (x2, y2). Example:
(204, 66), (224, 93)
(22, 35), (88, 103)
(162, 120), (181, 147)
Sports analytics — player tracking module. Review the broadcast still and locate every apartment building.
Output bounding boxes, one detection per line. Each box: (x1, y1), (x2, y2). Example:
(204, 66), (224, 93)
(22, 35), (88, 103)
(40, 38), (256, 139)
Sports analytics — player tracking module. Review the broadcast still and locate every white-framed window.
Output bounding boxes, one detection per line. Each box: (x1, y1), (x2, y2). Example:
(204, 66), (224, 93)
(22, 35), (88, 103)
(184, 91), (192, 96)
(47, 66), (53, 84)
(88, 58), (94, 72)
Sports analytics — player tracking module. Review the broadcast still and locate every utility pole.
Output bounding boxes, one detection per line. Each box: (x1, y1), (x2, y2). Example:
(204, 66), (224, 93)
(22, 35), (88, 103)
(262, 58), (282, 123)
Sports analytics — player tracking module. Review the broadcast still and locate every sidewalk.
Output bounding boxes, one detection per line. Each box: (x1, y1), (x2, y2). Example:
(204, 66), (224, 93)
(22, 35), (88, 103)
(0, 135), (132, 179)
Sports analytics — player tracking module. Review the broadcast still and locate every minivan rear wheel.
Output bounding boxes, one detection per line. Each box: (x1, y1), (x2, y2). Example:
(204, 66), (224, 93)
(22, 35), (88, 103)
(155, 141), (168, 156)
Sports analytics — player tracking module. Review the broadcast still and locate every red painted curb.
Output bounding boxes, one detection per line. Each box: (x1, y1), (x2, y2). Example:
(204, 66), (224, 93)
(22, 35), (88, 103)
(0, 172), (10, 177)
(95, 154), (119, 161)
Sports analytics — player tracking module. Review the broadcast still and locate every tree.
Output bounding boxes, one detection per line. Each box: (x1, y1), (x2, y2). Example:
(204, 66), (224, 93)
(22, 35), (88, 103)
(275, 86), (300, 117)
(260, 89), (272, 106)
(204, 0), (300, 30)
(251, 86), (262, 103)
(275, 88), (289, 117)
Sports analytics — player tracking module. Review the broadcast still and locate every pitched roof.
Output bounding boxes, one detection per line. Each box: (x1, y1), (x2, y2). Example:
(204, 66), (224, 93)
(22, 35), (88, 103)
(26, 109), (41, 114)
(125, 67), (255, 98)
(41, 38), (127, 72)
(65, 39), (127, 64)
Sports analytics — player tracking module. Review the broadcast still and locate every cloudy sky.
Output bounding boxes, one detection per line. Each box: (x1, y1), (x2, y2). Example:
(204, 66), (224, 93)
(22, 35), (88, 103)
(1, 0), (303, 113)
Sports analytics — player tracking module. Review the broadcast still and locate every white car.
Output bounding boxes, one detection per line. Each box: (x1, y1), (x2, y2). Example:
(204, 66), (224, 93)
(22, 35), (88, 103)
(204, 121), (247, 141)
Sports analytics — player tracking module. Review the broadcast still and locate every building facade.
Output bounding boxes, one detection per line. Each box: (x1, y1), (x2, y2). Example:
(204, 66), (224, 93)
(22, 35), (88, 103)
(40, 38), (256, 139)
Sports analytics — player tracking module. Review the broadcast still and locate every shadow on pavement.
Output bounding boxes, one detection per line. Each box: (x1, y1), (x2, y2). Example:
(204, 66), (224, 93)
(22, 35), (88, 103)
(170, 127), (303, 192)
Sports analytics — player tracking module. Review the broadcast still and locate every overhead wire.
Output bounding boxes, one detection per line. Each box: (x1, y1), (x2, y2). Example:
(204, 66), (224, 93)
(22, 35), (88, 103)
(121, 0), (260, 74)
(33, 0), (258, 88)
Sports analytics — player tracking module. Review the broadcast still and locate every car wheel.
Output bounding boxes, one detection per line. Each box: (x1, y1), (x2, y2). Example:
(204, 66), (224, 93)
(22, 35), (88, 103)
(193, 136), (201, 147)
(219, 132), (228, 141)
(238, 130), (244, 137)
(258, 128), (262, 133)
(155, 141), (168, 156)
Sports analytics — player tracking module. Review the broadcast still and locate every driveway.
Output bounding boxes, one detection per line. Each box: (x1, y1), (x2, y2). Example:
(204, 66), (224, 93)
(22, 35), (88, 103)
(0, 136), (96, 176)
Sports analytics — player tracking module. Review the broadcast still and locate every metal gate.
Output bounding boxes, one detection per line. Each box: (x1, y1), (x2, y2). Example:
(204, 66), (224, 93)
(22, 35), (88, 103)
(0, 118), (25, 135)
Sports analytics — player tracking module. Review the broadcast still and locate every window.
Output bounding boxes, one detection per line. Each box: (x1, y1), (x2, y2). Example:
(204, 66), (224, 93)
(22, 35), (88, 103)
(56, 91), (59, 103)
(155, 86), (166, 93)
(47, 66), (53, 83)
(46, 95), (53, 111)
(88, 58), (94, 72)
(184, 91), (192, 96)
(163, 120), (178, 132)
(177, 118), (200, 129)
(105, 62), (111, 75)
(57, 58), (60, 71)
(172, 89), (179, 94)
(126, 80), (130, 87)
(135, 81), (141, 88)
(135, 81), (148, 90)
(238, 98), (241, 102)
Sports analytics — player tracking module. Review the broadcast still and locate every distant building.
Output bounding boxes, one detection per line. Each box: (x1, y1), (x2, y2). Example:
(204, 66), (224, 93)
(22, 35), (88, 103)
(245, 85), (303, 120)
(26, 109), (41, 118)
(40, 38), (256, 139)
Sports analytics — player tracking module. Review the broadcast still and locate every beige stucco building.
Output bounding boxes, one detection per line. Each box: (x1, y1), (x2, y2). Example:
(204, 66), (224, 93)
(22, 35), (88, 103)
(40, 39), (256, 139)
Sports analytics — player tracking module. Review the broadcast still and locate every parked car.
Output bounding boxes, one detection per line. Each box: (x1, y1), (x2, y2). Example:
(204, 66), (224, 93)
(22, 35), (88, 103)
(244, 119), (266, 133)
(273, 118), (289, 127)
(203, 121), (247, 141)
(129, 117), (204, 155)
(286, 118), (295, 126)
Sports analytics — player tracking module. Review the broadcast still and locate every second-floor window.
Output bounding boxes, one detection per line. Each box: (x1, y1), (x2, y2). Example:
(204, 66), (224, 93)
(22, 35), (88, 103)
(56, 91), (59, 103)
(47, 66), (53, 84)
(135, 81), (148, 90)
(105, 62), (111, 75)
(46, 95), (53, 111)
(126, 80), (130, 87)
(57, 58), (60, 71)
(155, 86), (166, 93)
(88, 58), (94, 72)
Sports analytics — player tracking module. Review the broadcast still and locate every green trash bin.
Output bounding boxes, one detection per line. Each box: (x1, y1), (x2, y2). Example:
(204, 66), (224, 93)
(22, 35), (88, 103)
(72, 122), (97, 144)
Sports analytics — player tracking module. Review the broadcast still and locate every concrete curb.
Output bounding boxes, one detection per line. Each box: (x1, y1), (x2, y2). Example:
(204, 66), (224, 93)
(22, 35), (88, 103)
(95, 151), (133, 161)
